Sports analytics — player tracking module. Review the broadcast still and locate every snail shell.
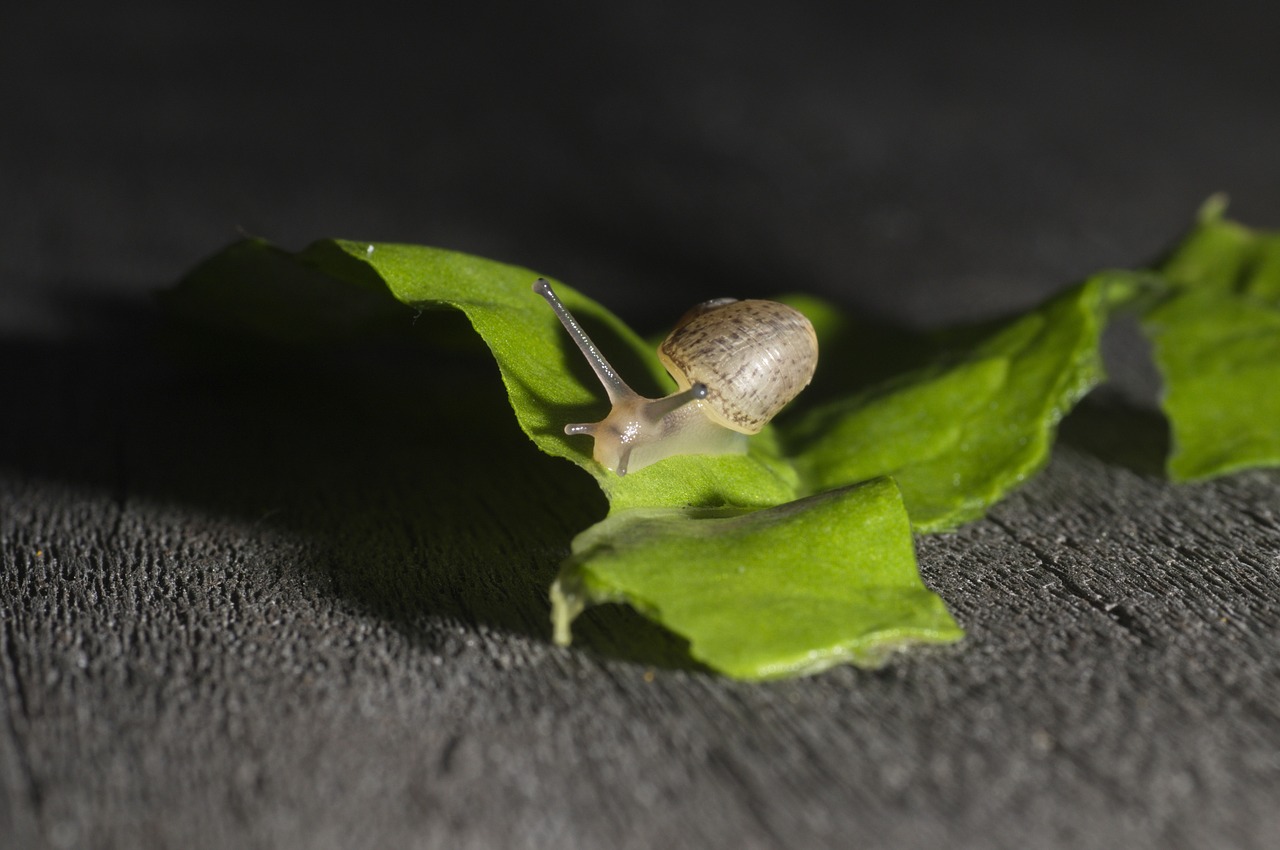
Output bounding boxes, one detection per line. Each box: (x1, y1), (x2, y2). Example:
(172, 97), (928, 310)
(659, 299), (819, 435)
(533, 279), (818, 476)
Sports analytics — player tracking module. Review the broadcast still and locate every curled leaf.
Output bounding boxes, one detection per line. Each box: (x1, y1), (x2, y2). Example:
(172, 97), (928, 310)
(784, 276), (1113, 531)
(167, 237), (800, 511)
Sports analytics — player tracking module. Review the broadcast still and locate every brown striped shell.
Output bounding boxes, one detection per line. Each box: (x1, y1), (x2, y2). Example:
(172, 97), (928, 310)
(657, 299), (819, 435)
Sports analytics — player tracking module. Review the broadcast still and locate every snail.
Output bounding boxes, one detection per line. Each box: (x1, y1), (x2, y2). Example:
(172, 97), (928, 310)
(533, 279), (818, 476)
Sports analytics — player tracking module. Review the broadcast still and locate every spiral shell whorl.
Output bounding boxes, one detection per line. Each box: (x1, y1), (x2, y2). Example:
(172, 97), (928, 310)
(657, 299), (818, 435)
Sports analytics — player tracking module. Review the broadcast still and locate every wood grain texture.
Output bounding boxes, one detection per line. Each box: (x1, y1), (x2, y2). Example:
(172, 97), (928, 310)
(3, 321), (1278, 850)
(4, 1), (1280, 847)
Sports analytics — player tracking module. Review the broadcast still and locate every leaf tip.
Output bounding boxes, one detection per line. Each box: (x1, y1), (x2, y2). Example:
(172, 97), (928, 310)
(1197, 192), (1230, 224)
(550, 577), (585, 646)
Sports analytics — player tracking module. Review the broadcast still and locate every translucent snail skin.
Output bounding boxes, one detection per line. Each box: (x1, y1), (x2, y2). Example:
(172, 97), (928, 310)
(533, 279), (818, 476)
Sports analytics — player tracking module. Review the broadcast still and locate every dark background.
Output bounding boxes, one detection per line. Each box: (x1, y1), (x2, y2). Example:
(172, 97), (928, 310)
(3, 1), (1279, 848)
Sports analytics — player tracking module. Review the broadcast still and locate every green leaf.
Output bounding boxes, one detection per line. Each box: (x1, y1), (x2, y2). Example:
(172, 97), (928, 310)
(1144, 292), (1280, 480)
(312, 240), (799, 511)
(1159, 195), (1280, 300)
(551, 477), (962, 679)
(784, 275), (1113, 531)
(167, 237), (798, 512)
(156, 238), (422, 345)
(1141, 204), (1280, 480)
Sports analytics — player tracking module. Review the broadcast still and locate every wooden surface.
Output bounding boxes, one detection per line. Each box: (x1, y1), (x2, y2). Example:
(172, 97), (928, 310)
(4, 2), (1280, 848)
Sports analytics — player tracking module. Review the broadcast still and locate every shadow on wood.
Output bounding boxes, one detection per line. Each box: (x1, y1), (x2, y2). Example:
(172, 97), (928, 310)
(1057, 393), (1171, 479)
(0, 293), (709, 672)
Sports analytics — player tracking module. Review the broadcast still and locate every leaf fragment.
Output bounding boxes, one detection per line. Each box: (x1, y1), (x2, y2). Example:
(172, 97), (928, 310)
(1142, 204), (1280, 480)
(552, 478), (962, 679)
(785, 276), (1112, 531)
(1158, 196), (1280, 299)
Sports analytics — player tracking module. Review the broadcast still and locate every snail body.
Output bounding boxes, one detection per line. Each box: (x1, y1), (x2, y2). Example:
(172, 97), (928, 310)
(533, 279), (818, 476)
